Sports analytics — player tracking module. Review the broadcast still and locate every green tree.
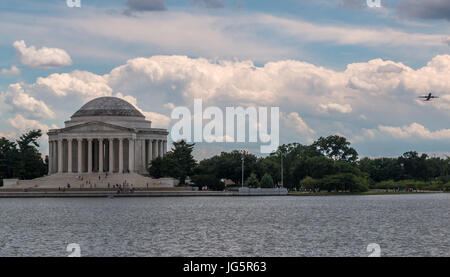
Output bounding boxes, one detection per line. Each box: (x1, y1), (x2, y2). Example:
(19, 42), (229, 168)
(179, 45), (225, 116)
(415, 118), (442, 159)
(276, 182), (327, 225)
(16, 130), (47, 180)
(0, 137), (20, 182)
(270, 143), (321, 189)
(260, 173), (274, 188)
(398, 151), (429, 180)
(195, 150), (257, 185)
(254, 156), (280, 184)
(320, 173), (368, 192)
(191, 174), (225, 191)
(312, 135), (358, 162)
(148, 157), (166, 178)
(0, 130), (46, 183)
(245, 173), (260, 188)
(299, 176), (319, 191)
(149, 140), (196, 184)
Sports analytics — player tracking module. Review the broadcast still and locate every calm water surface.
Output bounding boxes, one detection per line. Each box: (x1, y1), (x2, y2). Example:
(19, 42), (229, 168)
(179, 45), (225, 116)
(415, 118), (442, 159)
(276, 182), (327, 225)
(0, 194), (449, 256)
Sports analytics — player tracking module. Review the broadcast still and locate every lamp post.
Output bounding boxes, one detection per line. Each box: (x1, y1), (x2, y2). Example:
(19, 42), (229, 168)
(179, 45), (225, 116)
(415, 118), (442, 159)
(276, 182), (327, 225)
(239, 149), (247, 187)
(241, 155), (244, 188)
(277, 148), (286, 188)
(281, 152), (284, 188)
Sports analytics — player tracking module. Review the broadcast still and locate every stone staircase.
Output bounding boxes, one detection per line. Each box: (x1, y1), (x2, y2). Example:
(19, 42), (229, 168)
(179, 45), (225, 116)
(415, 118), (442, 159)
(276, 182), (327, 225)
(14, 173), (176, 189)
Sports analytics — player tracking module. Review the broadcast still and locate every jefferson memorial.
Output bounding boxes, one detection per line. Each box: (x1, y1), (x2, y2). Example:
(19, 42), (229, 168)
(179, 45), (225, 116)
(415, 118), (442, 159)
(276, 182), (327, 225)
(16, 97), (172, 188)
(47, 97), (168, 175)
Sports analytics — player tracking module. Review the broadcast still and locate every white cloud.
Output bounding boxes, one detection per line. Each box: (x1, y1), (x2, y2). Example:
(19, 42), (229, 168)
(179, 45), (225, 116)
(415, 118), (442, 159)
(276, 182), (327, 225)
(356, 123), (450, 141)
(6, 114), (58, 152)
(164, 102), (175, 110)
(1, 83), (55, 119)
(7, 114), (50, 133)
(281, 112), (315, 143)
(13, 40), (72, 69)
(36, 70), (111, 98)
(4, 54), (450, 157)
(0, 131), (16, 139)
(378, 123), (450, 140)
(142, 111), (171, 128)
(115, 92), (171, 128)
(0, 65), (21, 75)
(319, 103), (352, 114)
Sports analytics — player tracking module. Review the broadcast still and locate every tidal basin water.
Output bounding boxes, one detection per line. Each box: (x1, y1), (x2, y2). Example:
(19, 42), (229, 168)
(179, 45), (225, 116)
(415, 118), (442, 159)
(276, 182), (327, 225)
(0, 193), (449, 257)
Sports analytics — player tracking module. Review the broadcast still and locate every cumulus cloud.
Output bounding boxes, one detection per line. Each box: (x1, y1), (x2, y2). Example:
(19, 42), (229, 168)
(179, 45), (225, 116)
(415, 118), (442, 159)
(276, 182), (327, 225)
(1, 83), (55, 119)
(115, 92), (171, 128)
(6, 114), (57, 148)
(5, 54), (450, 157)
(364, 123), (450, 140)
(7, 114), (51, 133)
(14, 54), (450, 122)
(0, 65), (20, 75)
(141, 111), (171, 128)
(397, 0), (450, 21)
(36, 70), (111, 98)
(163, 102), (176, 110)
(13, 40), (72, 69)
(319, 103), (352, 114)
(0, 131), (16, 139)
(281, 112), (315, 143)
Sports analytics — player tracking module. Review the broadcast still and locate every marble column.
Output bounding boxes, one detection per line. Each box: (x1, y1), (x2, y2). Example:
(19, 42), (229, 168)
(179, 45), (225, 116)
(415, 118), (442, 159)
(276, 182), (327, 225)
(163, 141), (167, 155)
(88, 139), (93, 173)
(141, 139), (146, 172)
(154, 140), (159, 158)
(98, 138), (103, 173)
(119, 138), (124, 173)
(158, 140), (162, 158)
(77, 139), (82, 173)
(51, 142), (54, 174)
(68, 138), (73, 173)
(48, 141), (53, 175)
(109, 139), (114, 173)
(53, 141), (57, 173)
(129, 139), (134, 173)
(58, 139), (63, 173)
(148, 139), (153, 165)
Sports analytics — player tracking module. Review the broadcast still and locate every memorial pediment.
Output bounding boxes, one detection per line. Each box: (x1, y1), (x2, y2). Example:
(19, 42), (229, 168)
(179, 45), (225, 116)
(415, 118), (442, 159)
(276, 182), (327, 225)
(62, 121), (134, 133)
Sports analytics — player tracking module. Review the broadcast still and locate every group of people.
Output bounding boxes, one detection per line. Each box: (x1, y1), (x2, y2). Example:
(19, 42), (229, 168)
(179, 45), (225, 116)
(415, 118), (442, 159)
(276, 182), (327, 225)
(59, 174), (150, 193)
(115, 181), (135, 194)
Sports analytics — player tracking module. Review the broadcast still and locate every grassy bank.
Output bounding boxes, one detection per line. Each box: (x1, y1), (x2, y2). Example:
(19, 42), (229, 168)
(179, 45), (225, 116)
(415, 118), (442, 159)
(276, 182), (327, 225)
(288, 190), (445, 196)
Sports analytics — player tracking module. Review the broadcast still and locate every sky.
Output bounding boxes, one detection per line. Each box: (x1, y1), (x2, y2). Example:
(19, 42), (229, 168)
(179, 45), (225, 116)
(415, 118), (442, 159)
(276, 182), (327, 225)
(0, 0), (450, 160)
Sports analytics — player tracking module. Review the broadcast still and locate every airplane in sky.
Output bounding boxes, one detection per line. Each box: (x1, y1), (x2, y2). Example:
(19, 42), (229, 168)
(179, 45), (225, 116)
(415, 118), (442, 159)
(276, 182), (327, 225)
(418, 92), (439, 101)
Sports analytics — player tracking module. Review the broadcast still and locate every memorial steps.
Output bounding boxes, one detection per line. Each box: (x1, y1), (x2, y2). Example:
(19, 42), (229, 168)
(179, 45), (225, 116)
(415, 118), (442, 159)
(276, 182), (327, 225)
(13, 173), (177, 189)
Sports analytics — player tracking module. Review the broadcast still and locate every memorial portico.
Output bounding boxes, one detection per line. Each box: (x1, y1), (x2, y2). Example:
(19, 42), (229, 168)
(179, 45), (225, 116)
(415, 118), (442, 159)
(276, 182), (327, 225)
(47, 97), (168, 175)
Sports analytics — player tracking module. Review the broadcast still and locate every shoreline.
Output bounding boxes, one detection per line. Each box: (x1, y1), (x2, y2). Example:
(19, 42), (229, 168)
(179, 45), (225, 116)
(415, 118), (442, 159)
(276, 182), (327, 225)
(0, 189), (445, 198)
(288, 190), (446, 196)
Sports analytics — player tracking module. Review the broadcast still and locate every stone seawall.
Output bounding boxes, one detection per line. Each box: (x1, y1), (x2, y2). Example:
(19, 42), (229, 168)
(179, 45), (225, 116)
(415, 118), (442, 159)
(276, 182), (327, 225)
(0, 190), (289, 198)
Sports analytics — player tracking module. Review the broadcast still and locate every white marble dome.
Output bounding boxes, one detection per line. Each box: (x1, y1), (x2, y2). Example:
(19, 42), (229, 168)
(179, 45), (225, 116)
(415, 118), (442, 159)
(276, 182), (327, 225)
(72, 97), (145, 118)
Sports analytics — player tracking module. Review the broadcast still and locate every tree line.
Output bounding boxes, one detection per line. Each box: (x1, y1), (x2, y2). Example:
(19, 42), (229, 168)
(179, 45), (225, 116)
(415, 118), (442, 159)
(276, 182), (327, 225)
(0, 130), (48, 186)
(149, 136), (450, 192)
(1, 130), (449, 192)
